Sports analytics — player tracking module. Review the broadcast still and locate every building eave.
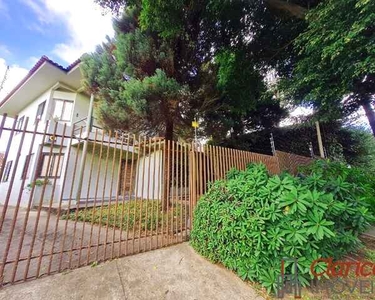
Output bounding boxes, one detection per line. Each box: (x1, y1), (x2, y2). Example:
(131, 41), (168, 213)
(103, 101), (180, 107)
(0, 56), (82, 117)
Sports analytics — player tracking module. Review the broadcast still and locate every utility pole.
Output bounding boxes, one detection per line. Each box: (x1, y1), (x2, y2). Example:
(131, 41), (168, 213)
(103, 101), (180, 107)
(315, 121), (325, 159)
(0, 66), (10, 93)
(308, 142), (314, 158)
(75, 93), (95, 203)
(270, 133), (276, 156)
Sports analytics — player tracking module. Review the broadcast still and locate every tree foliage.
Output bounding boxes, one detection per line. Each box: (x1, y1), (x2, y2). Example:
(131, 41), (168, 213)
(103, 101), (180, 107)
(282, 0), (375, 135)
(86, 0), (318, 140)
(215, 121), (375, 172)
(81, 7), (191, 139)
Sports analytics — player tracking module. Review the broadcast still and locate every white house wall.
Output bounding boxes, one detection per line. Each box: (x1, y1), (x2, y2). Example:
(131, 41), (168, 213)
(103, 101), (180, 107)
(72, 93), (101, 129)
(16, 89), (52, 127)
(0, 88), (96, 207)
(73, 93), (89, 124)
(0, 132), (43, 207)
(0, 86), (55, 207)
(135, 150), (163, 200)
(61, 144), (122, 203)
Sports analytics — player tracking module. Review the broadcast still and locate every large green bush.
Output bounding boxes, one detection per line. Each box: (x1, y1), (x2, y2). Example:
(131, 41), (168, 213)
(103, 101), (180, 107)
(190, 162), (374, 293)
(300, 160), (375, 216)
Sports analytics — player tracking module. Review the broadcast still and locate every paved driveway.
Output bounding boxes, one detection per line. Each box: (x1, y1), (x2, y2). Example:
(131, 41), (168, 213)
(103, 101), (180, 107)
(0, 243), (264, 300)
(0, 206), (173, 285)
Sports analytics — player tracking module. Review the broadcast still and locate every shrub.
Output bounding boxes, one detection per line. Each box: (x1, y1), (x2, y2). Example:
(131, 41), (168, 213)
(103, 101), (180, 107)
(190, 163), (374, 294)
(299, 160), (375, 216)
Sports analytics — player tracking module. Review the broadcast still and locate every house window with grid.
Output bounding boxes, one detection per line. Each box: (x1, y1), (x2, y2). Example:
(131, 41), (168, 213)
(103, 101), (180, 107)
(2, 160), (13, 182)
(53, 99), (73, 122)
(21, 153), (34, 180)
(35, 101), (46, 123)
(38, 153), (64, 178)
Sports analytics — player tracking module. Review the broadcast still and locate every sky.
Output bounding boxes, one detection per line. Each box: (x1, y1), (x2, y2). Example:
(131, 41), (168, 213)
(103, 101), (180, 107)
(0, 0), (114, 99)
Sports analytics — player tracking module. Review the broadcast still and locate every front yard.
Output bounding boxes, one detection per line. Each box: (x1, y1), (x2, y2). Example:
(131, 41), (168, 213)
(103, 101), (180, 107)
(62, 200), (187, 234)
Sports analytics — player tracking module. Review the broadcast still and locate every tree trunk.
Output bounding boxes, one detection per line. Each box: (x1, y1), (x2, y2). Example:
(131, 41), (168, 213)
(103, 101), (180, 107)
(265, 0), (307, 19)
(362, 101), (375, 137)
(162, 121), (174, 211)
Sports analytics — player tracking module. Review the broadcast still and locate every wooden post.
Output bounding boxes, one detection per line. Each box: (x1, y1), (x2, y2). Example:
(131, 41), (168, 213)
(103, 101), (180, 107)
(315, 121), (325, 159)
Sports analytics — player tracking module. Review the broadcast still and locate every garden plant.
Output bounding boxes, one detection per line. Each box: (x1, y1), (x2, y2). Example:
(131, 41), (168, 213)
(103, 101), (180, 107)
(191, 161), (374, 293)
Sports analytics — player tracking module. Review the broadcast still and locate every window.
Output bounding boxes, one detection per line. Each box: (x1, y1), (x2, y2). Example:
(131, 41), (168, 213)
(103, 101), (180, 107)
(15, 116), (25, 134)
(2, 160), (13, 182)
(38, 153), (64, 178)
(21, 154), (34, 180)
(35, 101), (46, 123)
(53, 99), (73, 121)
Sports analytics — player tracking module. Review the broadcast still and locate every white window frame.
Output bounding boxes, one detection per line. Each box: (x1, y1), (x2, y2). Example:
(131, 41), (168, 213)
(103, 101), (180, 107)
(37, 153), (64, 178)
(52, 99), (74, 122)
(21, 153), (34, 180)
(15, 116), (25, 134)
(35, 101), (46, 123)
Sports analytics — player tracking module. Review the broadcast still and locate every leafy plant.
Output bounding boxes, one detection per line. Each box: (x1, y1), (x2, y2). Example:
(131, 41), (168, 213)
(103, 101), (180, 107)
(191, 163), (374, 294)
(299, 160), (375, 216)
(26, 179), (51, 190)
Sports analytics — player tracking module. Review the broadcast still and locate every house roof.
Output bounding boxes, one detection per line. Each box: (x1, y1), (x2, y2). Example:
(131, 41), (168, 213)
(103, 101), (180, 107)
(0, 56), (82, 116)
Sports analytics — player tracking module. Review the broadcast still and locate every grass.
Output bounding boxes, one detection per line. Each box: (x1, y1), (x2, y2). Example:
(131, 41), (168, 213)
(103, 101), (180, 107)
(62, 199), (187, 234)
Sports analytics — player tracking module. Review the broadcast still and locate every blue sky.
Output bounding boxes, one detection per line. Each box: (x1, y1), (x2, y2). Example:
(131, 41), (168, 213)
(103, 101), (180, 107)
(1, 1), (68, 67)
(0, 0), (114, 99)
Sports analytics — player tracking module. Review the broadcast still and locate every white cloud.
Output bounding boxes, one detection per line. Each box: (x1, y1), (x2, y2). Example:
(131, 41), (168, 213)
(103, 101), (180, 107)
(0, 58), (29, 101)
(0, 44), (11, 57)
(21, 0), (54, 24)
(0, 0), (9, 18)
(22, 0), (114, 63)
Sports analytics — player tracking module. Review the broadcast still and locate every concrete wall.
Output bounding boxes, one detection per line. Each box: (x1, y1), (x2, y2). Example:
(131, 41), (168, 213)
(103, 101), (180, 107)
(61, 143), (123, 203)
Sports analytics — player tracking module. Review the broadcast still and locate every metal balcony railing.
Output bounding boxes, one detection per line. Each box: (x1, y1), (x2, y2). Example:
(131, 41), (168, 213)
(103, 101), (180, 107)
(72, 117), (103, 137)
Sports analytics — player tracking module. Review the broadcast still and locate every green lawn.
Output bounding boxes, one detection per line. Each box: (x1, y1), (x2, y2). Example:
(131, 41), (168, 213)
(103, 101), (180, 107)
(62, 200), (188, 234)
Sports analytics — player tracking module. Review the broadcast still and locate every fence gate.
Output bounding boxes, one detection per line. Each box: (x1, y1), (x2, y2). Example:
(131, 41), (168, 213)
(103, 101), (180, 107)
(0, 115), (192, 287)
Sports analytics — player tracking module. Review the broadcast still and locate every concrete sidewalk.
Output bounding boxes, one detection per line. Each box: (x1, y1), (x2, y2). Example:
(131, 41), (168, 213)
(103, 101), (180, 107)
(0, 243), (264, 300)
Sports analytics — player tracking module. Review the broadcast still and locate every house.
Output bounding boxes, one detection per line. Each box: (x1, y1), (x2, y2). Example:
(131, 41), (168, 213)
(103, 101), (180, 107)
(0, 56), (164, 209)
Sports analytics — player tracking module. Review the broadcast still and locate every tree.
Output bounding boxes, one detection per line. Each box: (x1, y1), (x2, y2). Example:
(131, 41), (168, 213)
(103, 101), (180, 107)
(216, 120), (375, 173)
(82, 7), (194, 209)
(81, 7), (191, 141)
(90, 0), (313, 142)
(282, 0), (375, 136)
(202, 50), (286, 141)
